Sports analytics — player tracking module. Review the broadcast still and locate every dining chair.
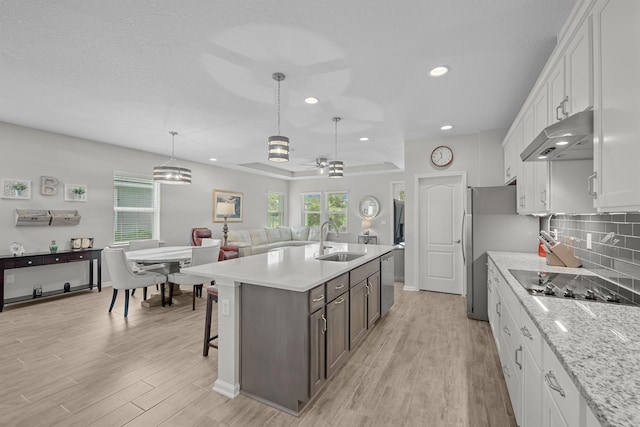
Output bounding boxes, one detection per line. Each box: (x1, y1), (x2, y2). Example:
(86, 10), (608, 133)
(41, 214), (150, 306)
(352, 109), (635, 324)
(103, 247), (166, 317)
(167, 244), (220, 310)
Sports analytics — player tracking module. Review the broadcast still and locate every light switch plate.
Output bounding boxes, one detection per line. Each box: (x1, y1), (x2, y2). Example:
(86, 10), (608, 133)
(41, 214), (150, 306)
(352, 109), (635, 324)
(221, 298), (230, 316)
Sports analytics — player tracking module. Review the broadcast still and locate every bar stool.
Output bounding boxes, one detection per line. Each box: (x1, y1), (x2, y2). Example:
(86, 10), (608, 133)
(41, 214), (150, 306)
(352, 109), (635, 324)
(203, 286), (219, 356)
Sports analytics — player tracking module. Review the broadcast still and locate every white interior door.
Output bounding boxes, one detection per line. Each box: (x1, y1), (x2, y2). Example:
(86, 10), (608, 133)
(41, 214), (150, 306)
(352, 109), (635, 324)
(418, 174), (464, 294)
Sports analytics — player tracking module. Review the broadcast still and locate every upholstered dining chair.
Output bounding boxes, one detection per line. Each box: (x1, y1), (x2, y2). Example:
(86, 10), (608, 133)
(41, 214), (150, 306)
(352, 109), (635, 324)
(167, 244), (220, 310)
(103, 247), (166, 317)
(128, 239), (164, 295)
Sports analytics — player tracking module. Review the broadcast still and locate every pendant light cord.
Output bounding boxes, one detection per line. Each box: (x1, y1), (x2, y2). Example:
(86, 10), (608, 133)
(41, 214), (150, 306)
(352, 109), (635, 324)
(333, 117), (341, 159)
(277, 78), (281, 135)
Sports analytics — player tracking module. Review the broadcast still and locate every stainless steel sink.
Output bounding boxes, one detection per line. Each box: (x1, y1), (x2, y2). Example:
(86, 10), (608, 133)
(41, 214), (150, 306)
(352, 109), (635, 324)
(316, 252), (365, 262)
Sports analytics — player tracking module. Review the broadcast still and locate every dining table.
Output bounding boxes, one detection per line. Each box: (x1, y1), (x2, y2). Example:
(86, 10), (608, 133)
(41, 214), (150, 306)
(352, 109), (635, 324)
(126, 246), (193, 307)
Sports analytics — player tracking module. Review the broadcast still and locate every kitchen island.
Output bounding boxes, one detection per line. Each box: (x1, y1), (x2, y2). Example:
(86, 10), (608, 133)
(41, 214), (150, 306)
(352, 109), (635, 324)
(488, 251), (640, 427)
(182, 242), (395, 414)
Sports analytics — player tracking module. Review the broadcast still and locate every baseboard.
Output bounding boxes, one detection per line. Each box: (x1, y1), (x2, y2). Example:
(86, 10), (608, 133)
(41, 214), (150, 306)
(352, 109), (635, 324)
(213, 379), (240, 398)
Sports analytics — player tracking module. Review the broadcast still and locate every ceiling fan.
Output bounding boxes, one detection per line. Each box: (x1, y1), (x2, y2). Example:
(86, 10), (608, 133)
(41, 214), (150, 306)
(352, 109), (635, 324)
(302, 157), (329, 174)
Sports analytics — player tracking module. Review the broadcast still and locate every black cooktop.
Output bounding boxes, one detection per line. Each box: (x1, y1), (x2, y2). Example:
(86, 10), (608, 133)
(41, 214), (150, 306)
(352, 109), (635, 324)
(508, 269), (638, 306)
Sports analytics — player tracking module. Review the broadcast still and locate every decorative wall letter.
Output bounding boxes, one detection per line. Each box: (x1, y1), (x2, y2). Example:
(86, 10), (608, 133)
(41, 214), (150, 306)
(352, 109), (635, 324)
(40, 176), (59, 195)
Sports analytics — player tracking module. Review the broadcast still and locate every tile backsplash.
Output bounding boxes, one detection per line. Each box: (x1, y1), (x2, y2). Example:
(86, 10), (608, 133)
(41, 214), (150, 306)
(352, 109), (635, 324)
(549, 213), (640, 303)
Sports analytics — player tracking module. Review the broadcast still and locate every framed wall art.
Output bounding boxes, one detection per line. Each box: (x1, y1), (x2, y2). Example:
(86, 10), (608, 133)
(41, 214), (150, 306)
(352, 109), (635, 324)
(212, 189), (243, 222)
(1, 178), (31, 199)
(64, 184), (87, 202)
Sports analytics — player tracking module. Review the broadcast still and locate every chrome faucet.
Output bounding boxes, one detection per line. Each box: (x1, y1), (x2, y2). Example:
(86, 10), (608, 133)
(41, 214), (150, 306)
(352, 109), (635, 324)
(319, 220), (340, 256)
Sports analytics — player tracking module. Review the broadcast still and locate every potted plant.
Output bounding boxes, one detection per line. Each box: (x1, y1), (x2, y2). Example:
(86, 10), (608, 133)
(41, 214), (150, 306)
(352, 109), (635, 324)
(12, 182), (27, 196)
(72, 187), (86, 199)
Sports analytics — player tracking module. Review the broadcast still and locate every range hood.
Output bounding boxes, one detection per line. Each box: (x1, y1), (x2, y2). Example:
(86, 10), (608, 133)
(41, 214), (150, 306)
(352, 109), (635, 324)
(520, 109), (593, 162)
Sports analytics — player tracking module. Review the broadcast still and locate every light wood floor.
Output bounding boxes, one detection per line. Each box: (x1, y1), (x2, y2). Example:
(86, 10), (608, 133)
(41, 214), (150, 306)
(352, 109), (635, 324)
(0, 284), (516, 427)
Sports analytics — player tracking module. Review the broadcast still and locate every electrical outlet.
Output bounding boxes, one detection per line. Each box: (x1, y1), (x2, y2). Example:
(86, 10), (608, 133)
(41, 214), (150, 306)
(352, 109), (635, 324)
(6, 274), (15, 284)
(586, 233), (592, 249)
(221, 298), (230, 316)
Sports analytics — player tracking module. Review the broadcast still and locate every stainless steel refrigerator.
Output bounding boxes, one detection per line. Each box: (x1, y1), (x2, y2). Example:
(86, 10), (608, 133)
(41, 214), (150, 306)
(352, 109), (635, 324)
(465, 186), (539, 321)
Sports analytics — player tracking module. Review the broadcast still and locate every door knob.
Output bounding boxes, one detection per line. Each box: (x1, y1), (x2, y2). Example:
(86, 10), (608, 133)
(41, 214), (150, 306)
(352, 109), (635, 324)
(455, 239), (461, 243)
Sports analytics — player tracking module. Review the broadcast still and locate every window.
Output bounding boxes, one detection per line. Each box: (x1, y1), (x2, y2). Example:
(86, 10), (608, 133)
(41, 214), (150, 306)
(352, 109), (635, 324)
(267, 192), (285, 227)
(327, 191), (348, 232)
(301, 191), (348, 232)
(113, 173), (160, 243)
(302, 192), (321, 227)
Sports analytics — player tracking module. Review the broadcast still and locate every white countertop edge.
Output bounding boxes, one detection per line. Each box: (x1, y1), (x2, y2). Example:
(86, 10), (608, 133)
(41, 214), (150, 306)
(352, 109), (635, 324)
(182, 243), (396, 293)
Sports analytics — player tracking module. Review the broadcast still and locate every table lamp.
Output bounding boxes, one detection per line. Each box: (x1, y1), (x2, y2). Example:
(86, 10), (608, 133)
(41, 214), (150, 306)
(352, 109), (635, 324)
(217, 202), (235, 246)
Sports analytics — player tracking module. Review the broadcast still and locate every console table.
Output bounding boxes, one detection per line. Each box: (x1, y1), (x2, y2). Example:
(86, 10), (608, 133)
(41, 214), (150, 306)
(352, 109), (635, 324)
(0, 248), (102, 312)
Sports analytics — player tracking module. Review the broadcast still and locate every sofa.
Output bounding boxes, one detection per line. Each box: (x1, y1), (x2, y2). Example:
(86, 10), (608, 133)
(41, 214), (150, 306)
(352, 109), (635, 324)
(226, 226), (324, 257)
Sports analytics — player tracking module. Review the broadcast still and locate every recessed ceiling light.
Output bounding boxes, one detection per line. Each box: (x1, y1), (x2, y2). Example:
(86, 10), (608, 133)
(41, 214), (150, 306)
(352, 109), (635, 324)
(555, 140), (569, 146)
(440, 125), (453, 130)
(430, 66), (449, 77)
(304, 97), (319, 104)
(209, 158), (218, 162)
(359, 137), (370, 141)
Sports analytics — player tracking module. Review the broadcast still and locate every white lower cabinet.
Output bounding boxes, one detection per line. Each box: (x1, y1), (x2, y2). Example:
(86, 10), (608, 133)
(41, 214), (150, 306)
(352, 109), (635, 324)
(487, 257), (602, 427)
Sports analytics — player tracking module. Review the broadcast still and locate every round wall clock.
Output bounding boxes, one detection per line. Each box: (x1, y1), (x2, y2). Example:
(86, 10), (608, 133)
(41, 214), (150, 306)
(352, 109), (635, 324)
(430, 145), (453, 167)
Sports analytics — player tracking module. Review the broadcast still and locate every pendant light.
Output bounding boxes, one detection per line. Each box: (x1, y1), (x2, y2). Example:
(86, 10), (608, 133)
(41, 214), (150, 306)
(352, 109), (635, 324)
(328, 117), (344, 178)
(153, 131), (192, 184)
(268, 72), (290, 162)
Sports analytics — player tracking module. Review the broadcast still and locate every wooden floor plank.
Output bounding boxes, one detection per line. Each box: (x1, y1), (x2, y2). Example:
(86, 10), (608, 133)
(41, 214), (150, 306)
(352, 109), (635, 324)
(0, 283), (516, 426)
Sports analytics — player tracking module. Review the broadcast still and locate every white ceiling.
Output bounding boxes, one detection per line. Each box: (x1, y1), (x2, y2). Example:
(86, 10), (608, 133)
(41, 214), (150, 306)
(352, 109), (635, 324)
(0, 0), (576, 179)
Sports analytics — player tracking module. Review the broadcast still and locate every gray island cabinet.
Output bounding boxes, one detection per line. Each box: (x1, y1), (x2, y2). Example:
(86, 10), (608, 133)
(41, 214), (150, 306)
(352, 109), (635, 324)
(240, 258), (383, 415)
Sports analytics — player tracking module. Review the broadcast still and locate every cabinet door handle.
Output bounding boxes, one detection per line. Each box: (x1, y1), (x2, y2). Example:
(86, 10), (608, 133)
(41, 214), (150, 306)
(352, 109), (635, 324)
(515, 346), (522, 370)
(28, 260), (33, 265)
(556, 96), (569, 121)
(541, 189), (547, 205)
(334, 284), (345, 290)
(545, 371), (566, 397)
(335, 297), (345, 305)
(496, 301), (501, 317)
(365, 283), (370, 296)
(587, 172), (598, 198)
(503, 326), (511, 336)
(506, 166), (511, 178)
(521, 326), (533, 340)
(321, 314), (327, 334)
(312, 294), (325, 302)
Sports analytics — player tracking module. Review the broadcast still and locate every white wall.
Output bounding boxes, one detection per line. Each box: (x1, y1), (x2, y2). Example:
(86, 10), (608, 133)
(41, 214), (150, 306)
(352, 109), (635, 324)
(0, 122), (287, 297)
(288, 171), (405, 245)
(403, 129), (506, 290)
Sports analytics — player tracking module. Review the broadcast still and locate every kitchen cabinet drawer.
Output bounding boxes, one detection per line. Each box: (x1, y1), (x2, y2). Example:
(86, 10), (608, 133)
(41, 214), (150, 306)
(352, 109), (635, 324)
(326, 273), (348, 302)
(350, 259), (379, 287)
(309, 284), (326, 313)
(520, 308), (543, 370)
(543, 342), (580, 426)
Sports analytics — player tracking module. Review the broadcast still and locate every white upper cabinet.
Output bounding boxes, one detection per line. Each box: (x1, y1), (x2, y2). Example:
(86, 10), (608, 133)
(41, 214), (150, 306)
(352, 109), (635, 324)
(565, 17), (593, 115)
(503, 134), (517, 185)
(592, 0), (640, 211)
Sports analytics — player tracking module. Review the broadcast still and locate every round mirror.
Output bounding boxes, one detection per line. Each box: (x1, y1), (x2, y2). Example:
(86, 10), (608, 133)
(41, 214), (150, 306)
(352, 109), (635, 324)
(359, 196), (380, 219)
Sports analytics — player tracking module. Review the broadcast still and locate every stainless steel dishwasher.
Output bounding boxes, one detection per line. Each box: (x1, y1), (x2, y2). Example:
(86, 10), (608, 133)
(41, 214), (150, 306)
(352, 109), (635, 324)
(380, 251), (395, 315)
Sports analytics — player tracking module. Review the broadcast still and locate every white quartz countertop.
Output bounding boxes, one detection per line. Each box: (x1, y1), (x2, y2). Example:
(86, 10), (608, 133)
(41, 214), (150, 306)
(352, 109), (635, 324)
(182, 242), (395, 292)
(488, 251), (640, 427)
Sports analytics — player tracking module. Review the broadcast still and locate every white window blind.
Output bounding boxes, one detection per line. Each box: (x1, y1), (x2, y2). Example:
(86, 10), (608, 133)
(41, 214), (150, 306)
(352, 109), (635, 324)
(113, 173), (160, 243)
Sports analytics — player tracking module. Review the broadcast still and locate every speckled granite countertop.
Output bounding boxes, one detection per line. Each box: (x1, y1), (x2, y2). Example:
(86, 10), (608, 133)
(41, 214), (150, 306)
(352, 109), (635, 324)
(488, 251), (640, 427)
